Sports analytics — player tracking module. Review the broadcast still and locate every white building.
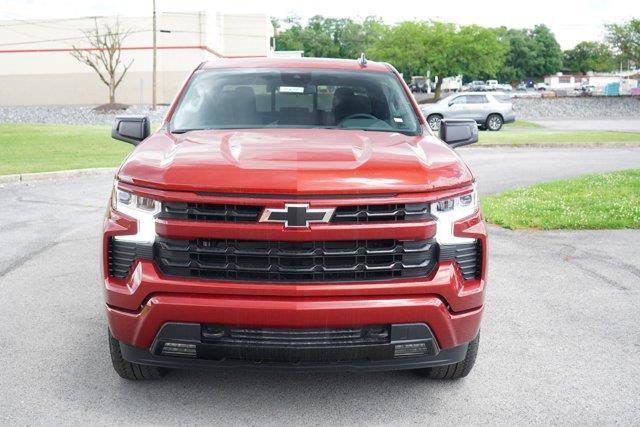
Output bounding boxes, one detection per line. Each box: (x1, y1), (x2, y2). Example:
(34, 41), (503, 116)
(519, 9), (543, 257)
(544, 71), (640, 95)
(0, 12), (275, 105)
(544, 72), (583, 90)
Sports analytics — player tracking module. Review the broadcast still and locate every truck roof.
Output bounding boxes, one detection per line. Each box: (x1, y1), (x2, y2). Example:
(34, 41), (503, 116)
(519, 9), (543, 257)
(200, 57), (392, 73)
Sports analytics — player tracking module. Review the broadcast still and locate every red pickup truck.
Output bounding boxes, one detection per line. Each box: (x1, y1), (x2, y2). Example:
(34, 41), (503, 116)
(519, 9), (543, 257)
(104, 57), (487, 380)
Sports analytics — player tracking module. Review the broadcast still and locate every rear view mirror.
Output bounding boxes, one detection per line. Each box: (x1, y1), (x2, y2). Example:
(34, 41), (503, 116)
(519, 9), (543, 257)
(439, 119), (478, 148)
(112, 116), (150, 146)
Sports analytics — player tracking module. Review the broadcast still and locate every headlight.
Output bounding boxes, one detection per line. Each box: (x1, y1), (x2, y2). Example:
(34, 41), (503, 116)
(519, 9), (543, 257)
(431, 186), (478, 244)
(111, 181), (160, 243)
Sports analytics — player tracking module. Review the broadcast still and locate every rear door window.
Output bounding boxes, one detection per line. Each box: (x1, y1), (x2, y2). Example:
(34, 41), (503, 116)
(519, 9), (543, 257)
(466, 95), (488, 104)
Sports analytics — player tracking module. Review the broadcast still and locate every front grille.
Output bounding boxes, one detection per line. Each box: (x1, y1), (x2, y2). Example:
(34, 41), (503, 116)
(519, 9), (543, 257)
(332, 203), (430, 223)
(159, 202), (431, 223)
(155, 238), (437, 282)
(201, 325), (390, 346)
(439, 241), (482, 280)
(160, 202), (262, 222)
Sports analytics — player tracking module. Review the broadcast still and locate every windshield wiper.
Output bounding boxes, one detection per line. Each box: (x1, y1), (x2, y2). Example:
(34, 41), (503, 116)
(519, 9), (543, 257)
(171, 128), (208, 134)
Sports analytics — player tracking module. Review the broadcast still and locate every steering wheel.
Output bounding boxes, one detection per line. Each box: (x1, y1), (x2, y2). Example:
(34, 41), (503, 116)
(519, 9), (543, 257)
(339, 113), (378, 123)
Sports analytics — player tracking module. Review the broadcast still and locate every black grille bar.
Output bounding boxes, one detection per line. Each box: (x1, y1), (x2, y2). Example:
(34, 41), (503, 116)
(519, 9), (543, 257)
(202, 325), (390, 346)
(160, 202), (263, 222)
(159, 202), (431, 223)
(439, 241), (482, 280)
(332, 203), (431, 223)
(155, 238), (437, 282)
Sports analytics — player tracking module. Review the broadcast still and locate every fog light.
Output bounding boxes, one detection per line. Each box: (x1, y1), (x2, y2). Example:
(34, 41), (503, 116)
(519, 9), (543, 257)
(394, 342), (428, 357)
(161, 342), (197, 357)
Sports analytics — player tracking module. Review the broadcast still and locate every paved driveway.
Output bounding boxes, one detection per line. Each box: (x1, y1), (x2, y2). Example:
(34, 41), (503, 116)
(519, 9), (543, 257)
(460, 146), (640, 194)
(0, 147), (639, 424)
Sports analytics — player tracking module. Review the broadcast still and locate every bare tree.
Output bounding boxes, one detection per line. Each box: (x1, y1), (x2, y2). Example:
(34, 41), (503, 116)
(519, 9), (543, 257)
(71, 20), (134, 104)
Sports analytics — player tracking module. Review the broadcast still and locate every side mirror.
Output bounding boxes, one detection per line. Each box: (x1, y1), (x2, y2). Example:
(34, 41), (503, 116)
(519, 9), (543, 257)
(112, 116), (150, 146)
(439, 119), (478, 148)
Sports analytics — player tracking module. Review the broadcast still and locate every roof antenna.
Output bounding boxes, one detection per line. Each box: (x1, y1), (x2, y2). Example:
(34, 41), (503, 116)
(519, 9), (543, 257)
(358, 52), (368, 68)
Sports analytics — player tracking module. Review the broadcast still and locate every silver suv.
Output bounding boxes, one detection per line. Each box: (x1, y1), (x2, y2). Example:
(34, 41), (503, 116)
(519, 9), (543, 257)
(421, 92), (516, 131)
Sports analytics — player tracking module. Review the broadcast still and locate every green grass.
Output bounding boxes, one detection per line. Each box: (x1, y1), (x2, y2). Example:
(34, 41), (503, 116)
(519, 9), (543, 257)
(482, 170), (640, 230)
(503, 120), (543, 129)
(479, 130), (640, 145)
(0, 124), (132, 175)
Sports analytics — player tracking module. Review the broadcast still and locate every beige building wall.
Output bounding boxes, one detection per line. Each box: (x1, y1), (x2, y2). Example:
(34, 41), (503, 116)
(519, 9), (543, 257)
(0, 12), (274, 106)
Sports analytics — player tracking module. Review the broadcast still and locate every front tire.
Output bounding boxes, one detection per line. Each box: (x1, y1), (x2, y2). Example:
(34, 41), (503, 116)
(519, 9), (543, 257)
(485, 114), (503, 131)
(417, 332), (480, 379)
(427, 114), (443, 131)
(108, 329), (168, 380)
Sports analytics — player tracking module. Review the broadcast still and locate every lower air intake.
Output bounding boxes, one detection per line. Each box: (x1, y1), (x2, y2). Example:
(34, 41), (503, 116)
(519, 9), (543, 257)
(439, 241), (482, 280)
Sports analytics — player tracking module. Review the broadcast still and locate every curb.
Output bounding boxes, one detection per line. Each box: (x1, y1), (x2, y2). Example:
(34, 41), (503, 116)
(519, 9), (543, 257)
(466, 142), (640, 149)
(0, 167), (116, 185)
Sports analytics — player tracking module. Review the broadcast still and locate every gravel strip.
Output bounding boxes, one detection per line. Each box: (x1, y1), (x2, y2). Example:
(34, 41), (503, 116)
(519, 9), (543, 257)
(513, 96), (640, 120)
(0, 105), (169, 125)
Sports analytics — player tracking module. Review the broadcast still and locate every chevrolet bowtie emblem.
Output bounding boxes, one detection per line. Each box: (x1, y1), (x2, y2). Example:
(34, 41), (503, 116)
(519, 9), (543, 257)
(259, 204), (335, 228)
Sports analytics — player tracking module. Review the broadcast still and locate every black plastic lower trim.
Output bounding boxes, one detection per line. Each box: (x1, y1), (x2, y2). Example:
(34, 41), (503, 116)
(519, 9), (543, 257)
(119, 322), (469, 373)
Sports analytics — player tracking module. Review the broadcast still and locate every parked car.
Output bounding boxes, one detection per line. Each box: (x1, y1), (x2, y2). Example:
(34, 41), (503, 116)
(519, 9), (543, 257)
(409, 75), (432, 93)
(468, 80), (487, 91)
(535, 82), (549, 91)
(421, 91), (516, 131)
(575, 84), (595, 96)
(104, 57), (487, 380)
(516, 82), (527, 91)
(485, 80), (499, 91)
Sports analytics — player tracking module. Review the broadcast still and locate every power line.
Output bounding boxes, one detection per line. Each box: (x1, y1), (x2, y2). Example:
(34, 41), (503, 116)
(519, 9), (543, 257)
(0, 29), (268, 48)
(0, 30), (149, 47)
(0, 16), (106, 28)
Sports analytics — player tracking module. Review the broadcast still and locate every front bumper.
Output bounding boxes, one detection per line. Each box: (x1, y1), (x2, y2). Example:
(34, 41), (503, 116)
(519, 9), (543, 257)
(103, 189), (488, 371)
(107, 278), (483, 350)
(117, 322), (471, 372)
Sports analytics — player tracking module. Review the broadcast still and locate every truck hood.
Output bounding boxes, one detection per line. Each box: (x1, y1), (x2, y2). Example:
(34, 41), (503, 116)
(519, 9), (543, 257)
(117, 128), (474, 195)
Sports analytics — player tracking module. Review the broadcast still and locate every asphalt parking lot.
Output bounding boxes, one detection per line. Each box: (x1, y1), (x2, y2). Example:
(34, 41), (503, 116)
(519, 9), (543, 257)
(529, 119), (640, 132)
(1, 147), (639, 424)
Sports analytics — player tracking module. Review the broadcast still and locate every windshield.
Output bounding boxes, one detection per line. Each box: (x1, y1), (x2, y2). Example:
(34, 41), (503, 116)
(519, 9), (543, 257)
(170, 69), (421, 135)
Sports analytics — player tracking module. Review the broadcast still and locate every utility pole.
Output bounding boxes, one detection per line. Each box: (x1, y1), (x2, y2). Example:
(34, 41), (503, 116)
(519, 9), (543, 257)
(152, 0), (157, 109)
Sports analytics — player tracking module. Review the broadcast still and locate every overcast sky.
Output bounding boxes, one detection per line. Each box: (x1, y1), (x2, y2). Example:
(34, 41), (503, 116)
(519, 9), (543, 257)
(0, 0), (632, 49)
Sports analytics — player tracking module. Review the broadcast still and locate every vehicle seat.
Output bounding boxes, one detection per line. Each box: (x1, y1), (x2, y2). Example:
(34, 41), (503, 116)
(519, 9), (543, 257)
(233, 86), (259, 125)
(332, 87), (372, 124)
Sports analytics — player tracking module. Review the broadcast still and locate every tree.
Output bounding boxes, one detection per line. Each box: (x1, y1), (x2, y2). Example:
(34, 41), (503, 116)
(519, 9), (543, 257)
(71, 20), (134, 104)
(273, 16), (386, 59)
(335, 16), (387, 58)
(367, 21), (431, 79)
(272, 16), (305, 52)
(494, 25), (562, 82)
(369, 21), (506, 99)
(530, 25), (563, 77)
(496, 28), (538, 82)
(563, 41), (616, 73)
(606, 19), (640, 67)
